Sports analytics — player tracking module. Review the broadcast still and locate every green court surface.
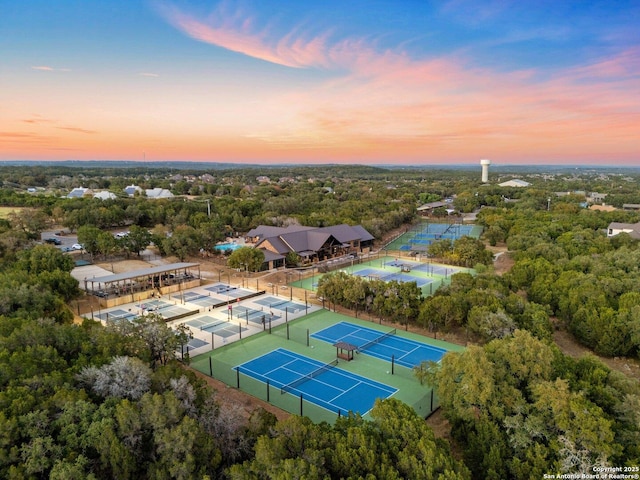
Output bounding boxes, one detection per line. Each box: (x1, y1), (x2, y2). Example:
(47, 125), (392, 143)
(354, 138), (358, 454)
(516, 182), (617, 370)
(190, 309), (464, 424)
(289, 255), (472, 297)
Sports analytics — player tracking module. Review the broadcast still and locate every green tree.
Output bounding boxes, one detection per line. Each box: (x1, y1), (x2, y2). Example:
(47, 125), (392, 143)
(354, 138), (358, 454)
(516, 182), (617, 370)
(131, 313), (184, 369)
(285, 251), (301, 267)
(467, 307), (516, 342)
(228, 399), (470, 479)
(96, 230), (118, 259)
(227, 246), (265, 273)
(120, 225), (152, 257)
(16, 244), (75, 274)
(163, 226), (200, 261)
(77, 225), (103, 258)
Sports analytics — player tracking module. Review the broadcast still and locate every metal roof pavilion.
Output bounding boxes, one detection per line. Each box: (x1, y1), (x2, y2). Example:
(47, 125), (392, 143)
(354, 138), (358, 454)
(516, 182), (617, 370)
(87, 262), (200, 284)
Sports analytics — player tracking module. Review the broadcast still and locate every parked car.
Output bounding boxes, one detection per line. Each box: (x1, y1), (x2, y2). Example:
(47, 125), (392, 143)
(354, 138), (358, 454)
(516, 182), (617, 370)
(115, 231), (129, 238)
(71, 243), (84, 250)
(45, 238), (62, 245)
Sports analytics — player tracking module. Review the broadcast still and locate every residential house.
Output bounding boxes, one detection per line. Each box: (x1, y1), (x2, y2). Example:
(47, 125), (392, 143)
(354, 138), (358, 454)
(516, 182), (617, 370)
(67, 187), (93, 198)
(124, 185), (143, 197)
(93, 191), (117, 200)
(607, 221), (640, 239)
(499, 179), (531, 187)
(145, 188), (174, 199)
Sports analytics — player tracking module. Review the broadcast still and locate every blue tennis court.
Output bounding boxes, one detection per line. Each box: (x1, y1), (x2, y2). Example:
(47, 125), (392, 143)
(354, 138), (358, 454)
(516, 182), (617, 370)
(352, 268), (431, 287)
(185, 337), (208, 350)
(312, 321), (447, 368)
(233, 305), (274, 324)
(412, 264), (460, 276)
(237, 348), (397, 415)
(142, 299), (194, 318)
(186, 315), (229, 332)
(254, 296), (306, 313)
(97, 308), (138, 322)
(205, 284), (245, 298)
(185, 294), (223, 307)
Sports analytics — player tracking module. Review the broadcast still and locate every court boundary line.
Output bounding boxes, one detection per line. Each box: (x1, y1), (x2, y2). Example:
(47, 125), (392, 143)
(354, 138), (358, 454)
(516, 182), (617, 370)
(236, 348), (397, 415)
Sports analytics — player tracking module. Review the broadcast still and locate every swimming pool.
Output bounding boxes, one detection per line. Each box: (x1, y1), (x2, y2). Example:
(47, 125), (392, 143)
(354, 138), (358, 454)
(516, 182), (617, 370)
(214, 242), (241, 252)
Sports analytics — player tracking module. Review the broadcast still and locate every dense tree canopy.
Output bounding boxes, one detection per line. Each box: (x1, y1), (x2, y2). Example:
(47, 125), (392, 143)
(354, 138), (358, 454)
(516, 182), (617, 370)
(229, 399), (470, 480)
(1, 164), (639, 478)
(435, 331), (640, 478)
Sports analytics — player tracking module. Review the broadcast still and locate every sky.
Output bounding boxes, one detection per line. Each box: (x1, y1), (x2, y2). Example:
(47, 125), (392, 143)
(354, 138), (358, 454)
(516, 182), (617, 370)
(1, 0), (639, 165)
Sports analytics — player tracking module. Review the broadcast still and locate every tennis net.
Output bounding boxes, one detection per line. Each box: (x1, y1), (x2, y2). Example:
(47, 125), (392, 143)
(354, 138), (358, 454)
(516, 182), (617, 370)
(269, 299), (289, 309)
(358, 328), (396, 353)
(200, 320), (225, 332)
(280, 359), (339, 394)
(105, 312), (137, 322)
(236, 309), (263, 320)
(187, 293), (211, 303)
(153, 302), (175, 311)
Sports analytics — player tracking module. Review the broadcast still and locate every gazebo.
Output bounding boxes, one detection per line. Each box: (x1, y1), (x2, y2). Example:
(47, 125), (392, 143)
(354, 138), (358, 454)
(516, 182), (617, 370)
(334, 341), (358, 361)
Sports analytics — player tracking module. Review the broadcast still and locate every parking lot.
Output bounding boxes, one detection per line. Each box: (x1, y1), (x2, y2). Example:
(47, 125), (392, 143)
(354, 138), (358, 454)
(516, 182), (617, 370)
(40, 230), (82, 252)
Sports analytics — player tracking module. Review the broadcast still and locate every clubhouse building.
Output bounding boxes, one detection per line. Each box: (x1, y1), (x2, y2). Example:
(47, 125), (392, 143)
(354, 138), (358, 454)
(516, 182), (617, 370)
(245, 224), (375, 270)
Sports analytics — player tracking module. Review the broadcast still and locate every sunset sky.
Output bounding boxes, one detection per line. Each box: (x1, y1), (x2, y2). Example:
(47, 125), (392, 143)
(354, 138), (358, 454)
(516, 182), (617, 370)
(1, 0), (639, 165)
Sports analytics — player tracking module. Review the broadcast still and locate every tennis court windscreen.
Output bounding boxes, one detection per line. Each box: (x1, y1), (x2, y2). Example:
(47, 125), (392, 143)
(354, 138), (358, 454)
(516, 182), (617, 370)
(358, 328), (396, 353)
(280, 359), (339, 394)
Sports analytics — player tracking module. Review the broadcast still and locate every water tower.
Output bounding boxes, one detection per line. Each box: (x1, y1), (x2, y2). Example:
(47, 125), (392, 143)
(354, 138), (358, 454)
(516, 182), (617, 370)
(480, 159), (491, 183)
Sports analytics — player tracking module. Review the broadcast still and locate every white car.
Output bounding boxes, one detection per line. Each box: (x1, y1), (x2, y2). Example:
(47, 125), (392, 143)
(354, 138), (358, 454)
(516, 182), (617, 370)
(71, 243), (84, 250)
(115, 231), (129, 238)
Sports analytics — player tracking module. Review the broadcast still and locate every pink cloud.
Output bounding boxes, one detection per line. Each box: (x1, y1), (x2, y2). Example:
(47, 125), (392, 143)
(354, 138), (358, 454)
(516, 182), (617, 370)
(157, 2), (343, 68)
(22, 116), (54, 125)
(56, 126), (98, 134)
(31, 66), (70, 72)
(565, 46), (640, 80)
(247, 45), (640, 161)
(11, 3), (637, 163)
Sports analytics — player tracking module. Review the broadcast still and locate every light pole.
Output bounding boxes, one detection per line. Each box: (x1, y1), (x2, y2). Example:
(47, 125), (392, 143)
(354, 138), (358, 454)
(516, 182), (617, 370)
(547, 197), (551, 211)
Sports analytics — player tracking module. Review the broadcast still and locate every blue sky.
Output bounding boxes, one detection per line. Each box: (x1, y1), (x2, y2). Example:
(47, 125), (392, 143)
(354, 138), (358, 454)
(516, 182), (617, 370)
(1, 0), (639, 164)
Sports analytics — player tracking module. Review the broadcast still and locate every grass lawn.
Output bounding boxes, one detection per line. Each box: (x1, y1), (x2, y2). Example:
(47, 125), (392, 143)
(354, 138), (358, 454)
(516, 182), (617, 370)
(0, 207), (24, 218)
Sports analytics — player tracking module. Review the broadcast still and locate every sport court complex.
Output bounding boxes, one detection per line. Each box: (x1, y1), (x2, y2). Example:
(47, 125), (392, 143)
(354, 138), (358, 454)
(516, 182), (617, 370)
(96, 222), (473, 422)
(94, 283), (317, 355)
(386, 221), (483, 253)
(191, 310), (464, 423)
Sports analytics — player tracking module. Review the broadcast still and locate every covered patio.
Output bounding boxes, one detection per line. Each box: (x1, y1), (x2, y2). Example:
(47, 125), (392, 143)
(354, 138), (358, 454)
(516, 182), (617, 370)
(84, 262), (201, 307)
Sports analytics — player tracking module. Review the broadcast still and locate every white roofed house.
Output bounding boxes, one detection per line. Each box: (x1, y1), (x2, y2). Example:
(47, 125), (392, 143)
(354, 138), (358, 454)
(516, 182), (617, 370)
(145, 188), (174, 199)
(607, 221), (640, 239)
(498, 179), (531, 188)
(93, 191), (117, 200)
(124, 185), (143, 197)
